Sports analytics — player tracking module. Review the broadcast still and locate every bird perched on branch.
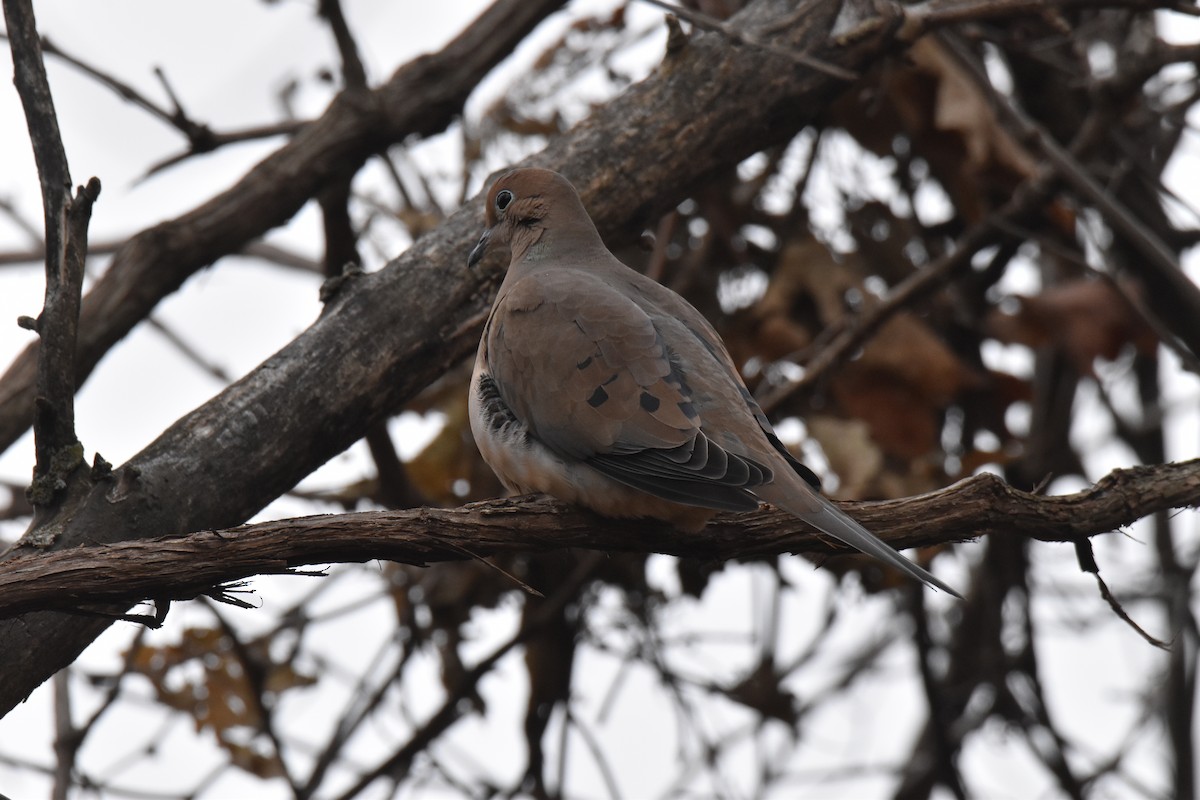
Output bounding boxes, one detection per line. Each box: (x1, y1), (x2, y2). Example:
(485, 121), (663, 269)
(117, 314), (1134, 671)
(467, 167), (960, 598)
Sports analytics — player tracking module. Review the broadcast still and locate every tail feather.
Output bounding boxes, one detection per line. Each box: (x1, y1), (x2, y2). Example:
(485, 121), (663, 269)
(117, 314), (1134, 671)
(759, 481), (962, 598)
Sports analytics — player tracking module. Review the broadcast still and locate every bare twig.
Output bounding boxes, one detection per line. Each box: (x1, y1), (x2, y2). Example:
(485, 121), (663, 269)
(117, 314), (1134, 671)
(887, 0), (1191, 42)
(4, 0), (100, 518)
(0, 195), (43, 244)
(144, 316), (233, 384)
(330, 553), (605, 800)
(50, 671), (73, 800)
(0, 31), (306, 170)
(637, 0), (859, 80)
(0, 238), (320, 272)
(939, 32), (1200, 360)
(318, 0), (368, 91)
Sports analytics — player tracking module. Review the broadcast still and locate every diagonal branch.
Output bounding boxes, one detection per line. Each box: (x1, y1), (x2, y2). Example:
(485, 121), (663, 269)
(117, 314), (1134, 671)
(938, 31), (1200, 359)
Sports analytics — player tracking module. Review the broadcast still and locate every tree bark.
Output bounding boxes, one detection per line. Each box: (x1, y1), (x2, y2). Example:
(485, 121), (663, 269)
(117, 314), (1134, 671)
(1, 460), (1197, 620)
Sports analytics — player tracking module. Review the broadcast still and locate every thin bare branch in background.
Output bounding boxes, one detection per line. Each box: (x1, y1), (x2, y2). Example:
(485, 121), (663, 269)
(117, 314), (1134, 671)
(3, 0), (99, 528)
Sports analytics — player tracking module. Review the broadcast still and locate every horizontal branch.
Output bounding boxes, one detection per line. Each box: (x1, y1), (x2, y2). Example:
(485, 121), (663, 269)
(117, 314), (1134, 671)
(2, 460), (1196, 619)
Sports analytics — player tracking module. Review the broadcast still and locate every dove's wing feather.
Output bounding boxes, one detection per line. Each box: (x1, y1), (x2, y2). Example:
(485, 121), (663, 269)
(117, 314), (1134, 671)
(485, 268), (769, 512)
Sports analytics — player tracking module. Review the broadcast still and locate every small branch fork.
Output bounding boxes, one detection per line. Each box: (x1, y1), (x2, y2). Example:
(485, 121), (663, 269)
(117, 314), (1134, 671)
(3, 0), (100, 522)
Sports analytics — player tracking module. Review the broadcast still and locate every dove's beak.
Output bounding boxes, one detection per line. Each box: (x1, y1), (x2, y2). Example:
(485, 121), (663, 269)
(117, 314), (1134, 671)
(467, 228), (492, 269)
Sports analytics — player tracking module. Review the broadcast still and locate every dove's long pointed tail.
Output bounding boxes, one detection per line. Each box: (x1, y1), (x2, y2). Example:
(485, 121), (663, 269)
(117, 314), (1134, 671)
(759, 482), (963, 598)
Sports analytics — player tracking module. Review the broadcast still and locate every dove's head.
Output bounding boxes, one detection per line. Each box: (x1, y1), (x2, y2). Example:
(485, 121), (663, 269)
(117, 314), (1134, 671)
(468, 168), (601, 269)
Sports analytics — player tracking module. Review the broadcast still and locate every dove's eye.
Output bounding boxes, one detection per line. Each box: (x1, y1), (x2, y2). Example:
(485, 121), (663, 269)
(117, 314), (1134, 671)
(495, 190), (514, 211)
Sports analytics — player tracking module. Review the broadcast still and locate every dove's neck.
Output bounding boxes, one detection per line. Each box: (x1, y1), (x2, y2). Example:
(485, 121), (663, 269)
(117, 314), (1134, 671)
(513, 219), (609, 268)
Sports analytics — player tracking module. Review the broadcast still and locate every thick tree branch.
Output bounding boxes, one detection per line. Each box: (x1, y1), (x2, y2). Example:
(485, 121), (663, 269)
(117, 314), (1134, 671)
(1, 460), (1196, 620)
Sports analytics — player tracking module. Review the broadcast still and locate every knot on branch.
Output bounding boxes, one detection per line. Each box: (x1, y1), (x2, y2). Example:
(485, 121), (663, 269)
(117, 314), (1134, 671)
(26, 439), (84, 506)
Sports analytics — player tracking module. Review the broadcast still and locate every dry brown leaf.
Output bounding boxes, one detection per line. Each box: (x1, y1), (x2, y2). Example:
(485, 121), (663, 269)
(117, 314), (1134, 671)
(724, 239), (829, 365)
(127, 626), (315, 777)
(806, 415), (884, 500)
(985, 279), (1159, 375)
(861, 313), (984, 402)
(830, 365), (942, 460)
(918, 39), (1039, 182)
(831, 38), (1045, 224)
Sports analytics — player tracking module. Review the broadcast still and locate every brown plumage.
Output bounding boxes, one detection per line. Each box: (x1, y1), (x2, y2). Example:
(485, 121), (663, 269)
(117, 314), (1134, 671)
(468, 168), (960, 598)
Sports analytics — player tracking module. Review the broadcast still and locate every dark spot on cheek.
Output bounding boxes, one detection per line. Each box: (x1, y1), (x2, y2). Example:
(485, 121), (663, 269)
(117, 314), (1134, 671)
(588, 386), (609, 408)
(640, 392), (661, 413)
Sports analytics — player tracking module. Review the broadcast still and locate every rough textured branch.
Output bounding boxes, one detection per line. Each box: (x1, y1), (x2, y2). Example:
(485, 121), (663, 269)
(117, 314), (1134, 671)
(1, 460), (1196, 619)
(4, 0), (99, 515)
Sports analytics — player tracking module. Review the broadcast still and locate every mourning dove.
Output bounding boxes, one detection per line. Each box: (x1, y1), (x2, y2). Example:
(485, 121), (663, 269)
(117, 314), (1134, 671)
(468, 168), (961, 598)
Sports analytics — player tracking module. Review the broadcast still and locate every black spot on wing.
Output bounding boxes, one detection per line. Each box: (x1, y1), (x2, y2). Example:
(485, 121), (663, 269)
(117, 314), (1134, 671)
(663, 346), (694, 397)
(577, 356), (593, 370)
(588, 386), (609, 408)
(658, 343), (703, 422)
(639, 392), (661, 413)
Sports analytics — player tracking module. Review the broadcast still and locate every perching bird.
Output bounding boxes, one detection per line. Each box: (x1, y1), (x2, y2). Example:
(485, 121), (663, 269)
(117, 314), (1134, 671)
(468, 168), (961, 598)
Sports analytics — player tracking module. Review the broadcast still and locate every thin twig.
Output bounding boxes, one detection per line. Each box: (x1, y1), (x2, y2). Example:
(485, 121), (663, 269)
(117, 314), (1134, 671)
(4, 0), (100, 517)
(637, 0), (859, 81)
(939, 31), (1200, 360)
(0, 32), (307, 174)
(891, 0), (1191, 42)
(0, 237), (321, 272)
(330, 553), (605, 800)
(318, 0), (368, 90)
